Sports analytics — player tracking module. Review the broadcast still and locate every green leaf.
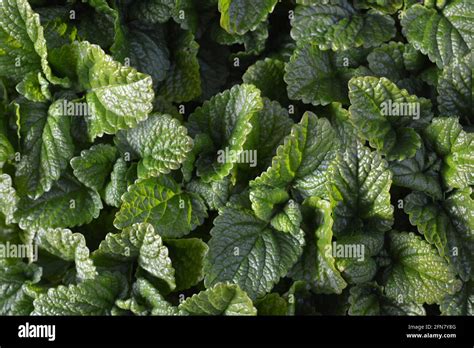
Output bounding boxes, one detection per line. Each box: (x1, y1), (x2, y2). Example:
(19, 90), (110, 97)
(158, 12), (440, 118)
(348, 76), (433, 161)
(255, 293), (288, 315)
(179, 282), (257, 315)
(437, 53), (472, 121)
(291, 0), (395, 50)
(16, 72), (51, 102)
(71, 144), (117, 191)
(290, 197), (347, 294)
(166, 238), (208, 291)
(0, 174), (19, 225)
(327, 142), (394, 235)
(116, 277), (178, 316)
(73, 41), (154, 140)
(285, 42), (370, 105)
(116, 114), (193, 179)
(158, 30), (201, 103)
(129, 0), (175, 24)
(405, 189), (474, 281)
(389, 144), (443, 199)
(424, 117), (474, 189)
(15, 100), (74, 199)
(218, 0), (278, 35)
(384, 231), (462, 304)
(204, 205), (305, 299)
(104, 158), (136, 208)
(354, 0), (403, 14)
(114, 176), (207, 238)
(32, 272), (128, 315)
(93, 223), (175, 290)
(188, 84), (263, 182)
(0, 119), (14, 169)
(15, 176), (103, 230)
(440, 281), (473, 315)
(250, 113), (339, 222)
(0, 0), (69, 86)
(348, 283), (425, 315)
(323, 103), (358, 149)
(186, 177), (231, 211)
(401, 1), (473, 68)
(242, 58), (288, 105)
(34, 228), (97, 281)
(0, 259), (42, 315)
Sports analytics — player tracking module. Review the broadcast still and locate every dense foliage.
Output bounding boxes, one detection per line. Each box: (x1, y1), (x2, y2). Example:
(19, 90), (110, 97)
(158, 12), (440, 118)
(0, 0), (472, 316)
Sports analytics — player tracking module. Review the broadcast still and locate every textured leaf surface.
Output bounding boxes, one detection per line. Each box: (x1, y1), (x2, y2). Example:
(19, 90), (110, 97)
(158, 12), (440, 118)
(440, 281), (473, 316)
(32, 272), (127, 315)
(218, 0), (278, 35)
(179, 282), (257, 315)
(327, 142), (394, 235)
(34, 228), (97, 281)
(93, 223), (175, 290)
(114, 176), (207, 238)
(401, 1), (473, 68)
(188, 84), (262, 182)
(348, 76), (432, 160)
(71, 144), (117, 191)
(385, 231), (462, 304)
(424, 117), (474, 189)
(204, 205), (305, 299)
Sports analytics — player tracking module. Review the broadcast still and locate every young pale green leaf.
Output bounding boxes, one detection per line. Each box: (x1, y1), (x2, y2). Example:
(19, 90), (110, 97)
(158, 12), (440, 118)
(114, 176), (207, 238)
(93, 223), (176, 290)
(290, 198), (347, 294)
(0, 259), (42, 315)
(385, 231), (462, 304)
(158, 30), (201, 103)
(218, 0), (278, 35)
(250, 113), (339, 222)
(34, 228), (97, 281)
(424, 117), (474, 189)
(0, 174), (19, 225)
(437, 53), (472, 121)
(188, 84), (263, 182)
(389, 144), (443, 199)
(285, 42), (369, 105)
(440, 281), (473, 316)
(348, 283), (425, 315)
(405, 189), (474, 281)
(327, 142), (394, 235)
(116, 114), (193, 179)
(166, 238), (208, 291)
(71, 144), (117, 191)
(348, 76), (433, 161)
(401, 1), (473, 68)
(73, 41), (154, 140)
(16, 72), (51, 102)
(15, 176), (103, 230)
(32, 272), (128, 315)
(204, 205), (305, 299)
(0, 0), (69, 86)
(116, 278), (178, 316)
(291, 0), (395, 50)
(15, 100), (74, 199)
(179, 282), (257, 315)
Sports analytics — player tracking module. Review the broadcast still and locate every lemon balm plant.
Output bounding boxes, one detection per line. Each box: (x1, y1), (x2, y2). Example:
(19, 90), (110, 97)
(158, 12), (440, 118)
(0, 0), (472, 316)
